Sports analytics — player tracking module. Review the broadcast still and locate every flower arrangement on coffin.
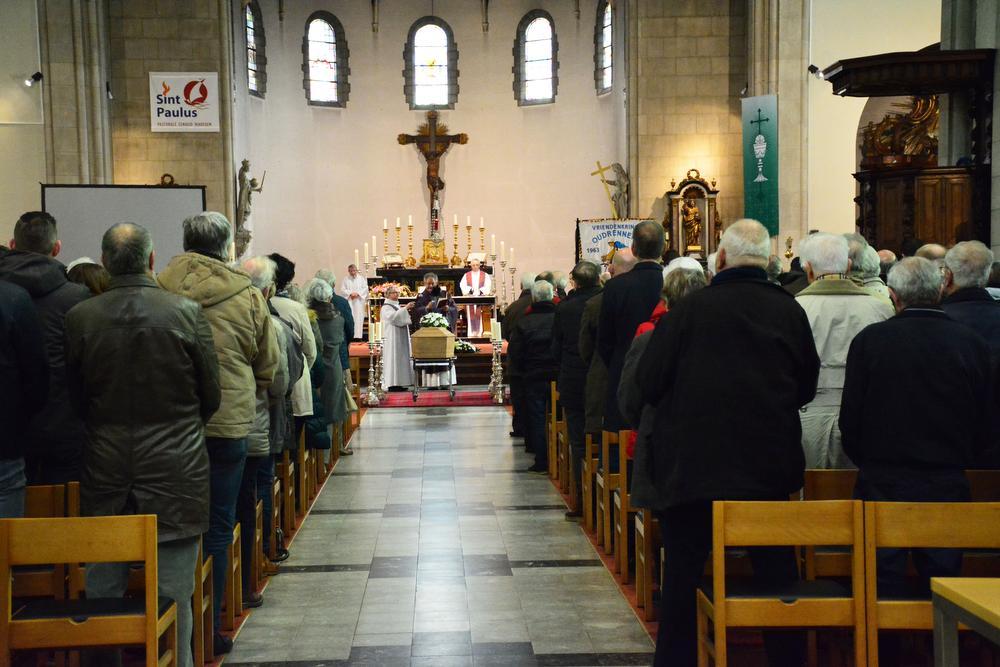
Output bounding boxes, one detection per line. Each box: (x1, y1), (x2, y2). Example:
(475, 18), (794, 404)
(371, 282), (413, 298)
(419, 312), (450, 329)
(454, 339), (478, 353)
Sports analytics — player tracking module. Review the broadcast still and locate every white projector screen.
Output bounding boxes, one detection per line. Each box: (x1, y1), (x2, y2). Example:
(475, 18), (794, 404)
(41, 184), (206, 266)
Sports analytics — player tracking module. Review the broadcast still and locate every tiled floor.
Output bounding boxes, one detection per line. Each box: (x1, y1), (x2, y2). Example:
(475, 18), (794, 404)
(226, 406), (654, 667)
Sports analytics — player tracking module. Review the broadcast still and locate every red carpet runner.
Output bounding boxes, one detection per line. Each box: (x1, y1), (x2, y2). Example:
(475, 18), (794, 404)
(370, 389), (498, 408)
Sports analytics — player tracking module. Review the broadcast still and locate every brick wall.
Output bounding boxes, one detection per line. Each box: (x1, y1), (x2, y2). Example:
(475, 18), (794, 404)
(634, 0), (746, 224)
(107, 0), (230, 214)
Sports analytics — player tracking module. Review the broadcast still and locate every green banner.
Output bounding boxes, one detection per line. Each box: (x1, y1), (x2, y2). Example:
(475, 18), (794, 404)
(742, 95), (779, 236)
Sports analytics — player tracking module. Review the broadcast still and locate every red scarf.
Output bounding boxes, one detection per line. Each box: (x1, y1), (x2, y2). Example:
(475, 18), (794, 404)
(626, 301), (668, 457)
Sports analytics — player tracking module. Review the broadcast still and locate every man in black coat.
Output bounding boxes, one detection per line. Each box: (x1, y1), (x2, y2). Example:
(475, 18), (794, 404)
(638, 219), (819, 667)
(508, 280), (558, 473)
(598, 220), (665, 431)
(0, 211), (90, 484)
(942, 241), (1000, 360)
(503, 275), (535, 440)
(0, 280), (49, 518)
(841, 257), (993, 592)
(66, 223), (221, 667)
(552, 260), (602, 517)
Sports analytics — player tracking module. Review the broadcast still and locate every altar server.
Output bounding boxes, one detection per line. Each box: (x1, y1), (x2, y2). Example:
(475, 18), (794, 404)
(339, 264), (368, 340)
(460, 258), (492, 336)
(380, 285), (414, 390)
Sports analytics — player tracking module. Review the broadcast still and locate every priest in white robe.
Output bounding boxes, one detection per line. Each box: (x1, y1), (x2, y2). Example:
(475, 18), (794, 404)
(459, 258), (493, 336)
(339, 264), (368, 340)
(380, 284), (414, 390)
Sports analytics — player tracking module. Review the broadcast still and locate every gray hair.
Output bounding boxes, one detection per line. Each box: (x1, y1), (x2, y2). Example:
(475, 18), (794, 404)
(571, 260), (601, 289)
(945, 240), (995, 289)
(101, 222), (153, 276)
(531, 279), (554, 303)
(182, 211), (233, 260)
(719, 219), (770, 268)
(423, 272), (438, 284)
(304, 277), (333, 304)
(705, 252), (719, 276)
(799, 232), (849, 276)
(315, 268), (337, 288)
(520, 272), (537, 290)
(662, 268), (707, 306)
(859, 245), (882, 279)
(888, 257), (942, 307)
(241, 256), (276, 292)
(842, 233), (868, 273)
(286, 283), (305, 304)
(766, 255), (782, 283)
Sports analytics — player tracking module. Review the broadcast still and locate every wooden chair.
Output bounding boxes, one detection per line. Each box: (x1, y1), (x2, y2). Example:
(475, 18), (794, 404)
(634, 508), (660, 620)
(191, 539), (213, 667)
(802, 469), (858, 579)
(581, 433), (599, 534)
(696, 500), (866, 667)
(296, 441), (313, 517)
(0, 515), (178, 667)
(252, 500), (264, 592)
(968, 469), (1000, 501)
(269, 477), (282, 562)
(556, 418), (570, 493)
(547, 382), (564, 480)
(594, 430), (621, 553)
(278, 450), (296, 537)
(863, 501), (1000, 666)
(13, 485), (68, 599)
(613, 430), (635, 581)
(222, 523), (243, 632)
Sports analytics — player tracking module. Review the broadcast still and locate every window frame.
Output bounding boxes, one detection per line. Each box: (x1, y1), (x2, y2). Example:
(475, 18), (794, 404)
(594, 0), (612, 95)
(301, 10), (350, 108)
(404, 16), (459, 111)
(246, 0), (266, 98)
(512, 10), (559, 106)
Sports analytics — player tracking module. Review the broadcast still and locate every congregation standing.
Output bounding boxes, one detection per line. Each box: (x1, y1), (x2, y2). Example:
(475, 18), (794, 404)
(0, 211), (358, 667)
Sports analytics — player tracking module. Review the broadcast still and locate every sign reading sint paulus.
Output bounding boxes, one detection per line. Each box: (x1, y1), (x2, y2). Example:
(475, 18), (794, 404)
(149, 72), (220, 133)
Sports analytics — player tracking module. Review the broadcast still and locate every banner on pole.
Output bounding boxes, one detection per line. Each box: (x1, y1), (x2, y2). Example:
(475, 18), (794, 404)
(576, 218), (649, 265)
(149, 72), (220, 133)
(742, 95), (779, 236)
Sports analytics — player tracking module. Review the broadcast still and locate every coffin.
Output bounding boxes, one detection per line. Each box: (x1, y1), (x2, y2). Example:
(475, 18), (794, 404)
(411, 326), (456, 359)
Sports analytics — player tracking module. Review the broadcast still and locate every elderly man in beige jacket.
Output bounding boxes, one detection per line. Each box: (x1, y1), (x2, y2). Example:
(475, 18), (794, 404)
(796, 232), (894, 469)
(158, 211), (279, 654)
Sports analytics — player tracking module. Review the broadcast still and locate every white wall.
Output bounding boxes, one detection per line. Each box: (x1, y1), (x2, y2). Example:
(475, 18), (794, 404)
(0, 0), (45, 235)
(807, 0), (940, 234)
(231, 1), (623, 286)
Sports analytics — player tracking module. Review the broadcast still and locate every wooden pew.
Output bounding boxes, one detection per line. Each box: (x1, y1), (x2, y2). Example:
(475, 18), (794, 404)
(613, 430), (635, 581)
(634, 508), (659, 620)
(192, 540), (214, 667)
(581, 434), (599, 534)
(222, 523), (243, 632)
(595, 430), (621, 553)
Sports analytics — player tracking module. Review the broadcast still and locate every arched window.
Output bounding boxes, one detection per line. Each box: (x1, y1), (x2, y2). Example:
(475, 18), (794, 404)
(302, 11), (350, 107)
(513, 10), (558, 105)
(404, 17), (459, 110)
(595, 1), (612, 94)
(245, 1), (265, 97)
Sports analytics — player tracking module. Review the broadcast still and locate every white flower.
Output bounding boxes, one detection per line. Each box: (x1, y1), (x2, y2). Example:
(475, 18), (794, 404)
(420, 312), (449, 328)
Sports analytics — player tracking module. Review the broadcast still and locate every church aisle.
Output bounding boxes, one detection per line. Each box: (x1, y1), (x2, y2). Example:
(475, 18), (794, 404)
(226, 407), (654, 666)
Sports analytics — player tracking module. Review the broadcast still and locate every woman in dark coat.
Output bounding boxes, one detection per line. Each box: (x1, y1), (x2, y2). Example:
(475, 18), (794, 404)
(305, 278), (350, 455)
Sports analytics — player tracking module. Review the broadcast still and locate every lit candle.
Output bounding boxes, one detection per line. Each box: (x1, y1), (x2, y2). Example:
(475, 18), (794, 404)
(396, 217), (401, 229)
(500, 241), (505, 262)
(383, 218), (388, 230)
(491, 234), (496, 256)
(408, 214), (413, 227)
(364, 242), (370, 263)
(480, 217), (485, 229)
(355, 248), (360, 266)
(509, 247), (514, 265)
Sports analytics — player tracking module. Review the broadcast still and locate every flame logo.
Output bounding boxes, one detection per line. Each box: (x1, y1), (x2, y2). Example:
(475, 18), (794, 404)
(161, 82), (170, 96)
(183, 79), (209, 107)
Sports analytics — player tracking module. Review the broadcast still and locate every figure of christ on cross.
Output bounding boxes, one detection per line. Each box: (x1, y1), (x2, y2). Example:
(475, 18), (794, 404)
(398, 111), (468, 239)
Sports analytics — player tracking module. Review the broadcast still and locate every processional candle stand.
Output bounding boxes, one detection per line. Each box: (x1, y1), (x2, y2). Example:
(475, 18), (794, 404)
(498, 258), (508, 310)
(375, 334), (386, 401)
(508, 262), (517, 308)
(365, 295), (380, 407)
(488, 339), (504, 403)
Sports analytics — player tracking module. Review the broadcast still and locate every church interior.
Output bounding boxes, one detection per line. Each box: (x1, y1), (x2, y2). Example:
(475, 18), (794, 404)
(3, 0), (1000, 666)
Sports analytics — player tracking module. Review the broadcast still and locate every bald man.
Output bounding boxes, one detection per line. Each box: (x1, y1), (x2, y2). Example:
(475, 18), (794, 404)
(916, 243), (947, 262)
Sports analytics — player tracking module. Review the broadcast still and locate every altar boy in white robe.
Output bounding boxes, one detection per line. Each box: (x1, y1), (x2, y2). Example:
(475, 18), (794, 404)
(380, 285), (414, 390)
(339, 264), (368, 340)
(460, 258), (492, 336)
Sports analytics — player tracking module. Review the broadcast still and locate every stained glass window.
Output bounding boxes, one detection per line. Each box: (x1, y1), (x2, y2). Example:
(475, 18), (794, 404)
(404, 18), (458, 110)
(596, 1), (612, 94)
(514, 11), (558, 105)
(302, 12), (349, 107)
(246, 2), (265, 97)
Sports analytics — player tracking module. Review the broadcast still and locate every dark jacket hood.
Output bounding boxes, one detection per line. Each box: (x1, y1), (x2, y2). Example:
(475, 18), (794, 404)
(0, 251), (71, 298)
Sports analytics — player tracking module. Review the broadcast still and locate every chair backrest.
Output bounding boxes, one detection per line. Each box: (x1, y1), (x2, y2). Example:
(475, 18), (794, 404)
(967, 470), (1000, 502)
(23, 485), (67, 519)
(2, 515), (156, 568)
(618, 430), (633, 496)
(803, 469), (857, 501)
(717, 500), (862, 548)
(864, 502), (1000, 549)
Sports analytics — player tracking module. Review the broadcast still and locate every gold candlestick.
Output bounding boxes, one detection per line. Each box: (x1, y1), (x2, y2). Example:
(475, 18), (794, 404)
(405, 223), (416, 267)
(382, 228), (389, 257)
(479, 227), (485, 253)
(395, 226), (401, 255)
(466, 225), (472, 256)
(450, 221), (463, 267)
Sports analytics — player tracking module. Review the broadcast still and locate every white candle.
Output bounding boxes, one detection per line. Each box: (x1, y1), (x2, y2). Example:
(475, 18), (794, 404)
(372, 235), (377, 254)
(500, 241), (505, 262)
(509, 247), (514, 265)
(364, 242), (369, 263)
(466, 216), (471, 228)
(369, 320), (376, 343)
(480, 217), (485, 229)
(396, 217), (401, 229)
(495, 321), (502, 341)
(491, 234), (496, 256)
(454, 214), (458, 226)
(355, 248), (360, 266)
(383, 218), (388, 230)
(408, 214), (413, 227)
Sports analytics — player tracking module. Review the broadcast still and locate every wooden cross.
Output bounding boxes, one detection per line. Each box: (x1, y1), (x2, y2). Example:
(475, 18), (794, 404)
(591, 160), (619, 219)
(398, 111), (468, 237)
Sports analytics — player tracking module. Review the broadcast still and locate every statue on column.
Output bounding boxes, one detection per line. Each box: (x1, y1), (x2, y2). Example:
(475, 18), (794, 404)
(235, 159), (265, 258)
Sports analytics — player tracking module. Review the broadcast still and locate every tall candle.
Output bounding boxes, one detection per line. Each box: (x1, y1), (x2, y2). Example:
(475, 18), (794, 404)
(383, 218), (388, 230)
(408, 214), (413, 227)
(500, 241), (505, 261)
(396, 217), (401, 229)
(480, 217), (485, 229)
(369, 321), (375, 343)
(491, 234), (496, 256)
(466, 216), (471, 228)
(372, 235), (377, 254)
(454, 214), (458, 226)
(364, 242), (370, 263)
(354, 248), (360, 266)
(495, 321), (502, 341)
(509, 247), (514, 265)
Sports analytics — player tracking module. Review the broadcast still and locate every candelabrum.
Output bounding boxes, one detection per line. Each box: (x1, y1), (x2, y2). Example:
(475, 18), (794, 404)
(508, 265), (517, 306)
(371, 255), (379, 276)
(466, 226), (472, 257)
(488, 340), (504, 403)
(395, 227), (402, 256)
(450, 221), (463, 267)
(405, 225), (416, 267)
(375, 337), (386, 400)
(363, 260), (371, 276)
(479, 227), (486, 253)
(365, 341), (380, 406)
(382, 228), (389, 259)
(499, 260), (508, 309)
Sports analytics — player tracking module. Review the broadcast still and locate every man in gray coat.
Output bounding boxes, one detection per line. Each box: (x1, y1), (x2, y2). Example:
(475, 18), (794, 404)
(66, 223), (221, 667)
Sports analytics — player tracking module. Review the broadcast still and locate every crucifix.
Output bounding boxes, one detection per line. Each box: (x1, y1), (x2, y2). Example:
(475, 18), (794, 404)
(398, 111), (468, 240)
(590, 160), (620, 219)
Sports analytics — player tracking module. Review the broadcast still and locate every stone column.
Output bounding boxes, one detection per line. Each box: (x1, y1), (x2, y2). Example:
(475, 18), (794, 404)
(938, 0), (976, 166)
